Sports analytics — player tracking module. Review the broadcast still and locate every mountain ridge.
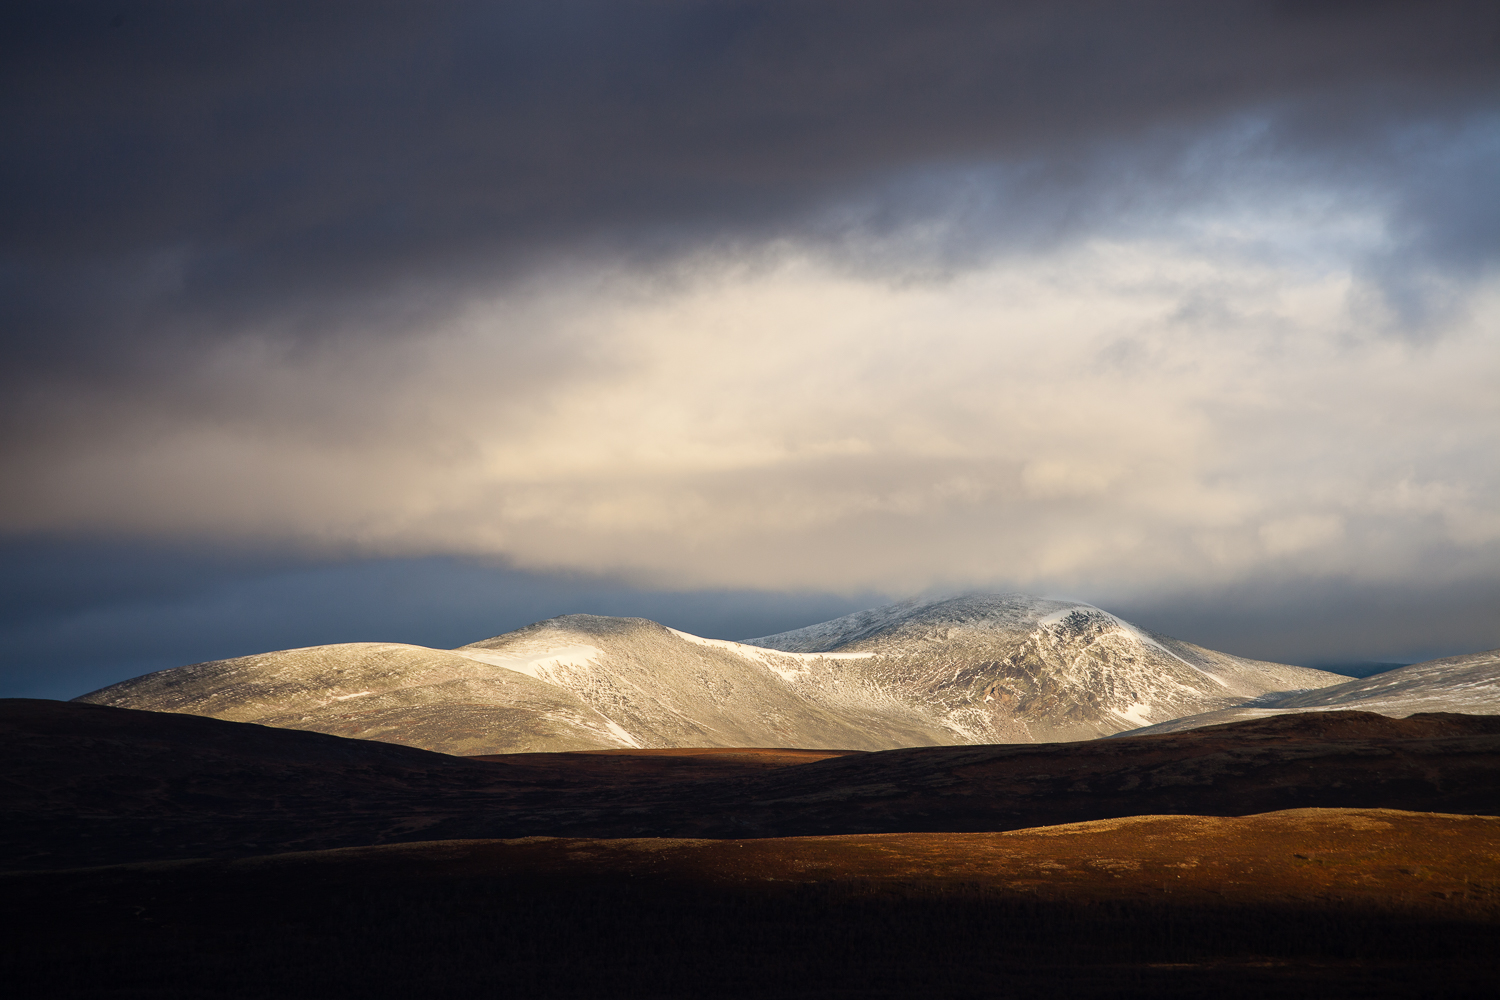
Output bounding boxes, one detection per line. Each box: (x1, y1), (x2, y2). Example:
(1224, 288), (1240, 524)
(75, 593), (1348, 753)
(1122, 647), (1500, 736)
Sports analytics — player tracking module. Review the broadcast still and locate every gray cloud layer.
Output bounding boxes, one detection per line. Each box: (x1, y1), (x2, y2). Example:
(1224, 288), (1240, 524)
(3, 2), (1498, 634)
(6, 2), (1497, 366)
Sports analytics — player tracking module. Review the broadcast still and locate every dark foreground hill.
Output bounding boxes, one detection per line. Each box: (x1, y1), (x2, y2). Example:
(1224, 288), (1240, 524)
(9, 700), (1500, 998)
(6, 809), (1499, 999)
(6, 698), (1500, 870)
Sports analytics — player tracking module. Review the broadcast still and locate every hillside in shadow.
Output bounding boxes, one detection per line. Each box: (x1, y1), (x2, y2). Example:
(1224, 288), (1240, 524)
(6, 698), (1499, 870)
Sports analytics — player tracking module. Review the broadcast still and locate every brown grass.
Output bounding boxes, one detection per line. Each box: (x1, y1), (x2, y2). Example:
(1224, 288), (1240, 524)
(212, 806), (1500, 915)
(8, 808), (1497, 999)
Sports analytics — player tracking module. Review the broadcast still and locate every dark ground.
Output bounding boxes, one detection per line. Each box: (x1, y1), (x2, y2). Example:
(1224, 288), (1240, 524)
(5, 699), (1500, 997)
(6, 811), (1499, 999)
(4, 699), (1500, 870)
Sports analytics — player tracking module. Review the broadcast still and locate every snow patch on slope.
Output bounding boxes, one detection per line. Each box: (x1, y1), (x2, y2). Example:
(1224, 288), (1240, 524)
(666, 628), (875, 661)
(451, 645), (606, 682)
(666, 628), (874, 681)
(600, 718), (643, 748)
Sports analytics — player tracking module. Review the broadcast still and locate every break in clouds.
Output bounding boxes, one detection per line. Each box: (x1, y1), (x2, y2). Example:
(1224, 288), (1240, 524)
(3, 1), (1499, 603)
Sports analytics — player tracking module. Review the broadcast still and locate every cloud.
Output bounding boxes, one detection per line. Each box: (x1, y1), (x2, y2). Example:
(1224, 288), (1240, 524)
(2, 1), (1498, 606)
(4, 233), (1497, 599)
(5, 2), (1497, 364)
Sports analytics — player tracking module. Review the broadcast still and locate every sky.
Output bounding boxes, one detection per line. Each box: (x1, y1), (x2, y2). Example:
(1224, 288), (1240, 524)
(3, 1), (1499, 699)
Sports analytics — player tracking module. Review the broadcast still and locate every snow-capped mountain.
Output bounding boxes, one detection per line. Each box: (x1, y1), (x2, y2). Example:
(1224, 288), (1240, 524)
(73, 594), (1348, 753)
(743, 594), (1343, 742)
(1119, 647), (1500, 736)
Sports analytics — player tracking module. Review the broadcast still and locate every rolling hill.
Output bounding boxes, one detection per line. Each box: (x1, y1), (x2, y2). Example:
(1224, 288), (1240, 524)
(6, 698), (1500, 870)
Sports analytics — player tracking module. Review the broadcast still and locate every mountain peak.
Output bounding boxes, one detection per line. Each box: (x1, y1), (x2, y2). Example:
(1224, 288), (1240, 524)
(744, 592), (1090, 652)
(461, 613), (664, 649)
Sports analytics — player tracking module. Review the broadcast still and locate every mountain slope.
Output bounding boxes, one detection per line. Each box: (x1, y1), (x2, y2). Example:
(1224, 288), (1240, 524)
(64, 641), (641, 755)
(73, 619), (965, 754)
(453, 614), (954, 750)
(1121, 648), (1500, 736)
(744, 595), (1344, 742)
(74, 593), (1346, 753)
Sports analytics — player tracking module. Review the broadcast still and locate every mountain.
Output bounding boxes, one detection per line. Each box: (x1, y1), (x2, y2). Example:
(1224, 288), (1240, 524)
(73, 594), (1345, 753)
(1121, 648), (1500, 736)
(742, 594), (1341, 741)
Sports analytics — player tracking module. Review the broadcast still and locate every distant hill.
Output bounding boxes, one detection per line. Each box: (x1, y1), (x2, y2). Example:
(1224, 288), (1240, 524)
(74, 593), (1344, 753)
(1123, 648), (1500, 735)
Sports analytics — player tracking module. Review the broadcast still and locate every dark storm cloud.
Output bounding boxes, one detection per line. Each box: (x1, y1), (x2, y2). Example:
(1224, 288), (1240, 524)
(3, 0), (1497, 387)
